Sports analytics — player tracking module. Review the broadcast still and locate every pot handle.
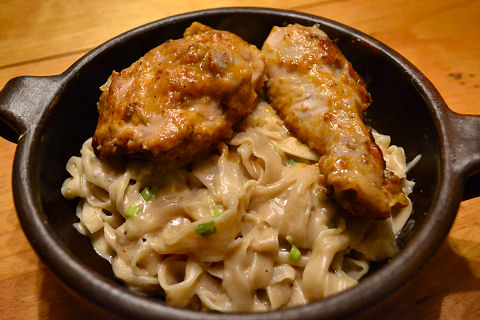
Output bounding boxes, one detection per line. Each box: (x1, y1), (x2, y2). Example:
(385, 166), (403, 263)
(0, 75), (62, 143)
(445, 110), (480, 179)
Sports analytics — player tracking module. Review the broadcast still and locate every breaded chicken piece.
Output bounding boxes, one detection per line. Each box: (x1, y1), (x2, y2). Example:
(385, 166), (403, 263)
(92, 22), (264, 161)
(262, 24), (407, 219)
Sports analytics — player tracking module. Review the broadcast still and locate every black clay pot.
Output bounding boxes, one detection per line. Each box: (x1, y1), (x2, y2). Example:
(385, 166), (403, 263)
(1, 7), (480, 320)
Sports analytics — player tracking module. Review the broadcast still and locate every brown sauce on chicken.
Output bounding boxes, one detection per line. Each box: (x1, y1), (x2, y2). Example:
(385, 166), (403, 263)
(261, 24), (407, 219)
(92, 22), (264, 161)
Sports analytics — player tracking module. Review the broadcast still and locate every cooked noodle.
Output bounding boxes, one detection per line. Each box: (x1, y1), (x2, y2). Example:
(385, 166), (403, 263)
(61, 100), (414, 312)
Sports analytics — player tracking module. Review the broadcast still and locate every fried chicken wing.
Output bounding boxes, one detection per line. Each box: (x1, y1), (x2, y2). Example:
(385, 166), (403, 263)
(262, 24), (407, 219)
(92, 22), (264, 161)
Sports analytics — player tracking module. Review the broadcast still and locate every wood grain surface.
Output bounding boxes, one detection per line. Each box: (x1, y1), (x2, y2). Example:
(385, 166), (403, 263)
(1, 1), (479, 319)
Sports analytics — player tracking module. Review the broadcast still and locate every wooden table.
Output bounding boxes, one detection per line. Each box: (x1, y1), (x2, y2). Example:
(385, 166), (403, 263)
(1, 0), (479, 319)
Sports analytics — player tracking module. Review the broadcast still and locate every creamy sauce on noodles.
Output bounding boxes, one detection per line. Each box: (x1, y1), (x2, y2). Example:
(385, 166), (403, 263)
(61, 101), (414, 312)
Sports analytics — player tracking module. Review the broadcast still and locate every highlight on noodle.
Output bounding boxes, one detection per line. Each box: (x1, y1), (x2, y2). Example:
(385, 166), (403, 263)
(61, 101), (416, 312)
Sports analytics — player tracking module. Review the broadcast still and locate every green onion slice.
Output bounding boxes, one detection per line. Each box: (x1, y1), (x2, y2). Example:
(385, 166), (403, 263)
(140, 187), (154, 201)
(126, 205), (141, 219)
(286, 235), (294, 245)
(285, 235), (301, 262)
(212, 204), (224, 217)
(289, 245), (301, 263)
(287, 159), (300, 167)
(196, 221), (216, 237)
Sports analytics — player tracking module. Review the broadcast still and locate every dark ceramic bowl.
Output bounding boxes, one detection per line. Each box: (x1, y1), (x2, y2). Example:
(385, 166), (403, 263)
(1, 7), (480, 320)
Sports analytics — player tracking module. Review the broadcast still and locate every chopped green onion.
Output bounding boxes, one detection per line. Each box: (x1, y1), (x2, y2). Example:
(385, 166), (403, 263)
(141, 187), (154, 201)
(212, 204), (224, 217)
(126, 205), (140, 219)
(287, 159), (300, 167)
(286, 235), (301, 262)
(285, 235), (294, 245)
(289, 245), (301, 262)
(196, 221), (216, 237)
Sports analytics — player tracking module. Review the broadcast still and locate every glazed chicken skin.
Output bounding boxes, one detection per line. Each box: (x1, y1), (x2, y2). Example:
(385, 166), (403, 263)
(92, 22), (264, 161)
(262, 24), (407, 219)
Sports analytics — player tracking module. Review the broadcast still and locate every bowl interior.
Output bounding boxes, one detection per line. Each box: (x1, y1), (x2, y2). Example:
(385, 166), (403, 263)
(31, 8), (440, 317)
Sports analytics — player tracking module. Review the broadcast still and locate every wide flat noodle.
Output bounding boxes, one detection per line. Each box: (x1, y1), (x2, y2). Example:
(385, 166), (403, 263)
(61, 100), (414, 312)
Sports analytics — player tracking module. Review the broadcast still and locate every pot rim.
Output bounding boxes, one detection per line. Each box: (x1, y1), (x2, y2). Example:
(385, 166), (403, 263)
(11, 7), (461, 320)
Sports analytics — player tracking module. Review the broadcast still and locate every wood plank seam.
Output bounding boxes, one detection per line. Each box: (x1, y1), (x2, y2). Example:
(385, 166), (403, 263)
(0, 48), (90, 71)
